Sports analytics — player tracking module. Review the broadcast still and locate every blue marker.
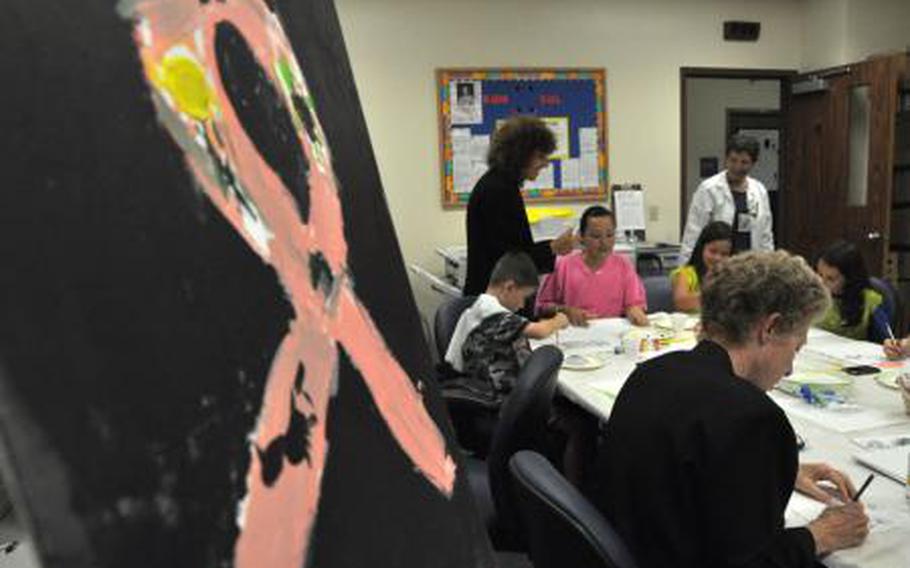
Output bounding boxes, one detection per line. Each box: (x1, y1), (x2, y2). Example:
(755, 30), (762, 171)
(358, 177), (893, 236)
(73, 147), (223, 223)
(798, 384), (844, 407)
(798, 384), (815, 405)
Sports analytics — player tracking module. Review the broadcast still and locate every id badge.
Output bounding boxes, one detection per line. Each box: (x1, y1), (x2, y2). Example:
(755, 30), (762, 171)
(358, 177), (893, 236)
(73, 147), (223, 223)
(737, 212), (754, 232)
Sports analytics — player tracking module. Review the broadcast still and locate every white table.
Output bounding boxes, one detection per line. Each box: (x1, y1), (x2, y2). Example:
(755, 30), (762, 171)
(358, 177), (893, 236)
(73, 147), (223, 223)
(534, 319), (910, 568)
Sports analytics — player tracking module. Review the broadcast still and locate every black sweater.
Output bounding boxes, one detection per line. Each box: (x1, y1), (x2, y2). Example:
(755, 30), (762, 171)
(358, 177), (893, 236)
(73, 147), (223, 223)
(463, 167), (554, 295)
(591, 341), (819, 568)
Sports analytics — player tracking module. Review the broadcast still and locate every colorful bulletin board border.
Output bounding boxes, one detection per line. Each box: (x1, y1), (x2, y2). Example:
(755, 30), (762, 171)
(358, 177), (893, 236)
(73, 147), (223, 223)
(436, 67), (608, 208)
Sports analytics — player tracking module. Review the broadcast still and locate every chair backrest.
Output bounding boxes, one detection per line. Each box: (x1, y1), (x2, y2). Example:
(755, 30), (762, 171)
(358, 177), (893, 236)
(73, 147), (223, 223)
(641, 275), (673, 313)
(869, 276), (902, 335)
(487, 345), (563, 540)
(635, 252), (663, 277)
(433, 295), (477, 362)
(509, 450), (639, 568)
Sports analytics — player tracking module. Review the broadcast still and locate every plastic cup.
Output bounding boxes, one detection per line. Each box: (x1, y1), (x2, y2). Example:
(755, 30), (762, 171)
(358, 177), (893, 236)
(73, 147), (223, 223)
(621, 335), (640, 357)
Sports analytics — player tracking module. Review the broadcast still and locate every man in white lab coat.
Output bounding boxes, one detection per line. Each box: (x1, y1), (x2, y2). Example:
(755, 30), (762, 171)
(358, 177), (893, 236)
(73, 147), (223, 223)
(680, 135), (774, 262)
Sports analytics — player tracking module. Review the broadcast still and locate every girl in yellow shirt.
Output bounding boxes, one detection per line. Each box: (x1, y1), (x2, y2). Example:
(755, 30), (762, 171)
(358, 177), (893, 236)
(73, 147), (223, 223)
(815, 240), (889, 342)
(670, 221), (733, 313)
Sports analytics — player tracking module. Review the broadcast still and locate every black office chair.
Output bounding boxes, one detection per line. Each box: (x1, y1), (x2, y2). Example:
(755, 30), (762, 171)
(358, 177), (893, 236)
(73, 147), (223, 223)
(434, 295), (477, 366)
(641, 275), (674, 313)
(433, 295), (501, 454)
(509, 450), (639, 568)
(869, 276), (902, 336)
(466, 345), (563, 549)
(635, 252), (663, 277)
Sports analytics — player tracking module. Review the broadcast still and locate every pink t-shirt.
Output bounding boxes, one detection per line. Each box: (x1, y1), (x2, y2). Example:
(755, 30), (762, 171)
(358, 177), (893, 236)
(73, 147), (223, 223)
(535, 251), (647, 318)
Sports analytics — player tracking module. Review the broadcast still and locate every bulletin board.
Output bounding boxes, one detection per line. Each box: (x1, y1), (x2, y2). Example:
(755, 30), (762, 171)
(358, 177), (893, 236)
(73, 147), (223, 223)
(437, 67), (608, 208)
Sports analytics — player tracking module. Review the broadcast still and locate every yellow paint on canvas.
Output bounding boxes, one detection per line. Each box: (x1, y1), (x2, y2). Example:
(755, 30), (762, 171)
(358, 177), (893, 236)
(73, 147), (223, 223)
(155, 52), (214, 121)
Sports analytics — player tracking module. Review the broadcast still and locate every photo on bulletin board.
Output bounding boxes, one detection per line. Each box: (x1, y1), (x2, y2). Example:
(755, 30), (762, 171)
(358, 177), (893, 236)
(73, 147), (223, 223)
(437, 68), (608, 207)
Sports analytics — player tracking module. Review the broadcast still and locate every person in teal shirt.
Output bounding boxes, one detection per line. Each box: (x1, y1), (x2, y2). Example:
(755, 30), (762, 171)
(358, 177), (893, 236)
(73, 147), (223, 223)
(815, 240), (890, 342)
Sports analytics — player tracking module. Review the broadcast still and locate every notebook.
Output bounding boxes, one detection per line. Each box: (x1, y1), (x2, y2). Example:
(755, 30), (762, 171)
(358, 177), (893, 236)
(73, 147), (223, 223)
(853, 446), (909, 484)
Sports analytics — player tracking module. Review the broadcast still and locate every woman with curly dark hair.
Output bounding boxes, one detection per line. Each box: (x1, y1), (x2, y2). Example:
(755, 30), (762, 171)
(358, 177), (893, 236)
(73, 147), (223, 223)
(463, 116), (576, 296)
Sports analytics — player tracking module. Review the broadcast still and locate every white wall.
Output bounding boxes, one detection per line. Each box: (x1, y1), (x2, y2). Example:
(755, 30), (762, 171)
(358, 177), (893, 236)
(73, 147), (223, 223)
(335, 0), (804, 279)
(802, 0), (910, 70)
(800, 0), (848, 70)
(685, 78), (780, 201)
(844, 0), (910, 64)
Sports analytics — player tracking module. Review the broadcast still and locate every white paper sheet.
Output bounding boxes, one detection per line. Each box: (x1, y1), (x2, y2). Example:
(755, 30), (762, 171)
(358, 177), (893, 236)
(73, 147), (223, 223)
(561, 158), (580, 189)
(453, 155), (474, 193)
(785, 479), (907, 539)
(471, 161), (487, 188)
(784, 492), (827, 527)
(580, 154), (599, 187)
(541, 117), (570, 159)
(450, 80), (483, 125)
(613, 189), (646, 231)
(770, 392), (910, 433)
(470, 135), (490, 162)
(579, 127), (598, 155)
(853, 446), (909, 483)
(451, 127), (471, 154)
(523, 163), (554, 190)
(851, 432), (910, 450)
(804, 330), (893, 366)
(588, 381), (625, 399)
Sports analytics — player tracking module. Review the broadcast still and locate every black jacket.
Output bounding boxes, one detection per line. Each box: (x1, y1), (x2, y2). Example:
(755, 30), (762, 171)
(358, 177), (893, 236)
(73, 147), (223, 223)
(463, 167), (554, 295)
(591, 341), (819, 568)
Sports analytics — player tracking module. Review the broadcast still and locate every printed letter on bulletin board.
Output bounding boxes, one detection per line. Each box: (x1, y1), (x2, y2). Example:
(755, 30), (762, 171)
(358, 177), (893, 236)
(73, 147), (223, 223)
(436, 68), (608, 208)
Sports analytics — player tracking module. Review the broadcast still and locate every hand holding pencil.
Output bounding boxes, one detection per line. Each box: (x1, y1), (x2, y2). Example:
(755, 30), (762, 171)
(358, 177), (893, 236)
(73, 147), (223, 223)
(884, 336), (910, 360)
(875, 310), (909, 360)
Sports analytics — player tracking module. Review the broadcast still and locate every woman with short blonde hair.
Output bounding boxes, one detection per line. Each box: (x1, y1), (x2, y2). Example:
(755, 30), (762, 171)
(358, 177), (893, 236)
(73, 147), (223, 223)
(701, 250), (830, 347)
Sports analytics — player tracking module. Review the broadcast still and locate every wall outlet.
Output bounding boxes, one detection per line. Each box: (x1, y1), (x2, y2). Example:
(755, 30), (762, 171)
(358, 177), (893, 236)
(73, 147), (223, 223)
(648, 206), (660, 222)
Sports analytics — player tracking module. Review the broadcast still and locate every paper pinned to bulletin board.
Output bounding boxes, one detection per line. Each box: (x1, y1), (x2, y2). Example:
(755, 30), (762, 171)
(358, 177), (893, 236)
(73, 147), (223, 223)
(437, 68), (608, 208)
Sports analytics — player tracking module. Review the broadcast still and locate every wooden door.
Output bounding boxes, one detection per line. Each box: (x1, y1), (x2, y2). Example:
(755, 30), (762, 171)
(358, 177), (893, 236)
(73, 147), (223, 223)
(782, 56), (904, 274)
(842, 57), (897, 273)
(781, 72), (847, 262)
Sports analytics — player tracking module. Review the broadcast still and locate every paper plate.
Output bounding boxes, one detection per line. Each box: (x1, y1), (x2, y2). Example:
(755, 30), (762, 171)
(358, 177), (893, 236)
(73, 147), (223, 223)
(562, 353), (607, 371)
(777, 373), (853, 397)
(648, 313), (674, 330)
(625, 328), (674, 341)
(648, 313), (699, 332)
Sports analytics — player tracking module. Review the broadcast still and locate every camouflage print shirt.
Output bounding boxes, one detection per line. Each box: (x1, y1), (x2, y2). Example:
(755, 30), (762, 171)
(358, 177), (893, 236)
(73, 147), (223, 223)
(460, 311), (531, 401)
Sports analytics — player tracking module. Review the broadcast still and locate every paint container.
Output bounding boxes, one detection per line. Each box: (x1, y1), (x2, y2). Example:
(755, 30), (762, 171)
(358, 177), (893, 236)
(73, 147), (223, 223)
(621, 335), (640, 357)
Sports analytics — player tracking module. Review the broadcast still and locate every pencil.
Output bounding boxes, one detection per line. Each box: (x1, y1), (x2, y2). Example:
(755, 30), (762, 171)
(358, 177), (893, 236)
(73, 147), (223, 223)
(852, 473), (874, 501)
(878, 310), (896, 341)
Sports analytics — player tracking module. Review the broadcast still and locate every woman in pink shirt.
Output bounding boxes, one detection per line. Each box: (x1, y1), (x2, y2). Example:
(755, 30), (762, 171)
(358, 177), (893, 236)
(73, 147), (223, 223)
(536, 205), (648, 327)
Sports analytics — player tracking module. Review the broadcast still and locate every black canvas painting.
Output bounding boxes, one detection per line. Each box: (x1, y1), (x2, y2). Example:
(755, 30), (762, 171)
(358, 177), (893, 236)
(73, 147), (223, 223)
(0, 1), (491, 566)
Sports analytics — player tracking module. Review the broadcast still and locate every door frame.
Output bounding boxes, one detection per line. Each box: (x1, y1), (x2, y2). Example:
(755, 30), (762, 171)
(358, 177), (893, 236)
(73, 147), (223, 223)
(679, 67), (796, 238)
